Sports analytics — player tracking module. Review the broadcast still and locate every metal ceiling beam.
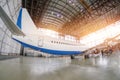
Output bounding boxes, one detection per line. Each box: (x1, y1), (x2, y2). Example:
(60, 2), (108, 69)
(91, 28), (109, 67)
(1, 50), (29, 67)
(46, 7), (73, 18)
(42, 20), (63, 27)
(48, 0), (79, 13)
(68, 0), (120, 27)
(43, 16), (65, 24)
(30, 0), (34, 17)
(41, 1), (78, 18)
(44, 10), (72, 22)
(43, 18), (64, 24)
(79, 0), (91, 13)
(25, 0), (49, 23)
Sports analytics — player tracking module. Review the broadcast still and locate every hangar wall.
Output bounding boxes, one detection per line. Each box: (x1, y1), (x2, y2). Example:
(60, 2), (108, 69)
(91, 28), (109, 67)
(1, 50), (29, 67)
(0, 0), (21, 55)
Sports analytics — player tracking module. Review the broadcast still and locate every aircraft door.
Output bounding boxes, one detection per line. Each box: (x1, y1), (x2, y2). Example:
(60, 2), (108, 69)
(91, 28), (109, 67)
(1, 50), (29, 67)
(38, 37), (43, 47)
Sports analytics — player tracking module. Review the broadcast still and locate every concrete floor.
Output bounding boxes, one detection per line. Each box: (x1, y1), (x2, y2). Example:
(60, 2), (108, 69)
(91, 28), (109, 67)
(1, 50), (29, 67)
(1, 52), (120, 80)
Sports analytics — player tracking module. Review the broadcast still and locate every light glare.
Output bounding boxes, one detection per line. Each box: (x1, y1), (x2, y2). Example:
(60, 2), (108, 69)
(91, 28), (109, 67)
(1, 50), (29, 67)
(80, 20), (120, 48)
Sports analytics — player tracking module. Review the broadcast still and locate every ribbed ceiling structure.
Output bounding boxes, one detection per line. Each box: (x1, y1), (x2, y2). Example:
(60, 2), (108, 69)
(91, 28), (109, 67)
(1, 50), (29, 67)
(22, 0), (120, 39)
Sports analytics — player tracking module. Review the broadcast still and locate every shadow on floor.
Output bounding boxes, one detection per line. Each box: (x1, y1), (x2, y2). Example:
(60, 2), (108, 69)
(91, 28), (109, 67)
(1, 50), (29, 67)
(0, 55), (18, 61)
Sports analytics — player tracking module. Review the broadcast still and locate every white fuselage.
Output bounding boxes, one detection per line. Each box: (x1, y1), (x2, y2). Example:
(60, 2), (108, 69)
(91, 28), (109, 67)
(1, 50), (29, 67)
(13, 35), (87, 52)
(12, 8), (89, 55)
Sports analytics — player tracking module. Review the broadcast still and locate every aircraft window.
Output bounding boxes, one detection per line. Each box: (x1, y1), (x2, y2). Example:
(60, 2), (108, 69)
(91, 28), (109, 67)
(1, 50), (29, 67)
(50, 41), (77, 46)
(54, 41), (78, 46)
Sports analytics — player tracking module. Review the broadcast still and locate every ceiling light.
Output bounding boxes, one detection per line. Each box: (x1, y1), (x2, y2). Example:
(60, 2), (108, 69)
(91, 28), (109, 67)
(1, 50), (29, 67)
(69, 0), (72, 3)
(51, 12), (54, 14)
(68, 0), (76, 6)
(68, 20), (71, 22)
(57, 13), (60, 17)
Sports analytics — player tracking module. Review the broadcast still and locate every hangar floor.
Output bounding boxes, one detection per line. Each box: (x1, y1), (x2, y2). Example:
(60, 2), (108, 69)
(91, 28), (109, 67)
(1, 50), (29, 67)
(0, 51), (120, 80)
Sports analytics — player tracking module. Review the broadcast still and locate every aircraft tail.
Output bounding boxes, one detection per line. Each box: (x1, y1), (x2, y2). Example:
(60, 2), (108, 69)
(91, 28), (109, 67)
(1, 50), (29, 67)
(16, 8), (38, 35)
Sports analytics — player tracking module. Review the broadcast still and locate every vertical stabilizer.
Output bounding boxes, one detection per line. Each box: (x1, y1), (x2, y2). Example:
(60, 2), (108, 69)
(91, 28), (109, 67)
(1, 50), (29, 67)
(16, 8), (38, 35)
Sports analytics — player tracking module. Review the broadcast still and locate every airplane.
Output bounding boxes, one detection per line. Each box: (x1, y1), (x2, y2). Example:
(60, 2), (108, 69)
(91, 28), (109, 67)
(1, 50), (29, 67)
(2, 7), (89, 55)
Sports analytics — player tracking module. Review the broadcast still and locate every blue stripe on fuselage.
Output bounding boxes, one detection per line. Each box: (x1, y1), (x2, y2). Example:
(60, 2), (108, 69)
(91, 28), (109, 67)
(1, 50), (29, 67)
(12, 38), (83, 55)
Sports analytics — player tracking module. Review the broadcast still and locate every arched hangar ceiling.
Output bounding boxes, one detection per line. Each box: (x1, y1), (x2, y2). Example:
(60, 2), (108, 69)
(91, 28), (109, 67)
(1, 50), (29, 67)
(22, 0), (120, 39)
